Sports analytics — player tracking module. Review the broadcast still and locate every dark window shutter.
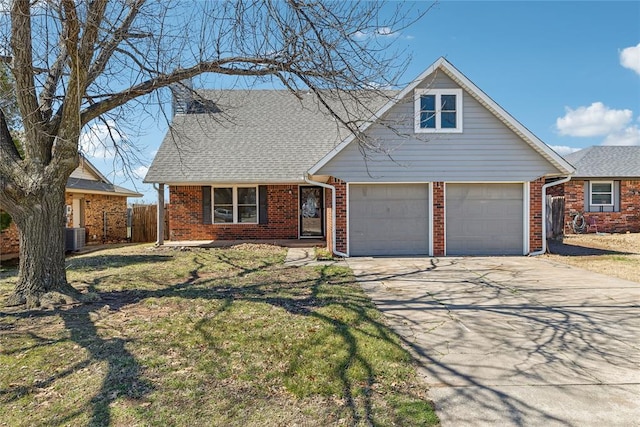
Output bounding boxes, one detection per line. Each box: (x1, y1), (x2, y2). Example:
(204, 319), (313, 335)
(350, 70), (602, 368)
(259, 186), (268, 224)
(614, 180), (620, 212)
(202, 186), (212, 224)
(583, 181), (590, 212)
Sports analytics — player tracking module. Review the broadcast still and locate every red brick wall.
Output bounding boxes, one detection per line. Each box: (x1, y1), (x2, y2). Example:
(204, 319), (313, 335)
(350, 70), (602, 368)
(325, 186), (333, 253)
(433, 182), (445, 256)
(66, 193), (129, 244)
(0, 215), (19, 259)
(169, 185), (300, 240)
(563, 179), (640, 233)
(530, 178), (544, 252)
(332, 178), (347, 254)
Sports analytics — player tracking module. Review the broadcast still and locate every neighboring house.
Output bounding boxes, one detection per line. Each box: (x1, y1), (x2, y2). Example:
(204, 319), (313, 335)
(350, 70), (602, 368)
(551, 146), (640, 233)
(0, 155), (142, 259)
(144, 57), (574, 256)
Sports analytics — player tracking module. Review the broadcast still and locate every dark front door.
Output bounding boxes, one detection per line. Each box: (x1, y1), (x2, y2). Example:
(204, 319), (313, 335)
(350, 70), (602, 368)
(300, 186), (324, 237)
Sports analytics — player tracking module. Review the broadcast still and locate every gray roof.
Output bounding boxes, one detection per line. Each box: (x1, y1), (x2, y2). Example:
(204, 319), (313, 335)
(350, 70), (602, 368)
(66, 178), (143, 197)
(564, 146), (640, 178)
(144, 89), (394, 184)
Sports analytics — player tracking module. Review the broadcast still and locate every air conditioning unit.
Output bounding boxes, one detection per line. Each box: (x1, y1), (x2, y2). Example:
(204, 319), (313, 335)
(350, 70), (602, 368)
(65, 227), (86, 251)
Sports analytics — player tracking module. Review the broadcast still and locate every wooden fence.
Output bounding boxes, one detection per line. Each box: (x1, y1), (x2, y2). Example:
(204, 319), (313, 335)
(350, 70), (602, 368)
(131, 204), (169, 243)
(546, 195), (565, 240)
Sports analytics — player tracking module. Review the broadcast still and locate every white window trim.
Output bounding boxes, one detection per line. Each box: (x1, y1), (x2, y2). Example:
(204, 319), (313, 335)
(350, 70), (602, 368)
(589, 181), (614, 207)
(414, 88), (463, 133)
(212, 185), (259, 224)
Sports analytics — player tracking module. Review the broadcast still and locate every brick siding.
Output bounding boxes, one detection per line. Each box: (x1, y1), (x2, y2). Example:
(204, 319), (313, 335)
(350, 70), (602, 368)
(1, 192), (129, 259)
(331, 178), (347, 254)
(563, 179), (640, 233)
(169, 185), (300, 240)
(432, 182), (445, 256)
(529, 178), (544, 252)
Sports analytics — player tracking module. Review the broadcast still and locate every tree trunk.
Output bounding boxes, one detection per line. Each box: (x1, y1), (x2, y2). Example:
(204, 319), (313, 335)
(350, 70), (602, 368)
(7, 183), (79, 308)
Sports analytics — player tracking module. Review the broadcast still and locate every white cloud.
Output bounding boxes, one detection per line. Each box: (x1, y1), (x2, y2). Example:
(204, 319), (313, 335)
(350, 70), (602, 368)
(556, 102), (632, 137)
(549, 145), (581, 156)
(79, 120), (125, 159)
(602, 125), (640, 146)
(620, 42), (640, 75)
(352, 27), (399, 41)
(133, 165), (149, 179)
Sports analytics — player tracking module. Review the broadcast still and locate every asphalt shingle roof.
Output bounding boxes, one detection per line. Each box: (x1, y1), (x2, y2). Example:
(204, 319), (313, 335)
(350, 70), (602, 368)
(66, 178), (143, 197)
(564, 146), (640, 178)
(144, 89), (393, 184)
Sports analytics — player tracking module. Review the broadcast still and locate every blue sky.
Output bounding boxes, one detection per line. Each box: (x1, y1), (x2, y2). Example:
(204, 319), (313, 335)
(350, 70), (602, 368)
(82, 1), (640, 202)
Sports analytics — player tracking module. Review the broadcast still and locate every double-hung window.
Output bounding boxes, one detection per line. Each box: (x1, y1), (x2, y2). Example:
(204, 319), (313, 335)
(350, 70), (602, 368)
(589, 181), (613, 207)
(213, 186), (257, 223)
(414, 88), (463, 133)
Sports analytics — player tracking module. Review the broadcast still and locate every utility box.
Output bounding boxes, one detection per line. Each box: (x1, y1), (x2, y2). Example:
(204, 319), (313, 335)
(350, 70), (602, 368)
(65, 227), (86, 251)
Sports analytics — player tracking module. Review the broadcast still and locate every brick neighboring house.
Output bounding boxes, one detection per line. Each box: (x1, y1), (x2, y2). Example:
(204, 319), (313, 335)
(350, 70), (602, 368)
(144, 57), (574, 256)
(550, 146), (640, 234)
(1, 156), (142, 260)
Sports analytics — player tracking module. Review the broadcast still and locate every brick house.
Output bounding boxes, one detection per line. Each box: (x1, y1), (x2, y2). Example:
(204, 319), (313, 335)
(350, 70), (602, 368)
(550, 146), (640, 234)
(144, 57), (574, 256)
(1, 156), (142, 259)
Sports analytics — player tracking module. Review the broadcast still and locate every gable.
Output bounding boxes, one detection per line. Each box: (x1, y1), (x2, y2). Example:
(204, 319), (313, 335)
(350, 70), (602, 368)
(311, 58), (573, 182)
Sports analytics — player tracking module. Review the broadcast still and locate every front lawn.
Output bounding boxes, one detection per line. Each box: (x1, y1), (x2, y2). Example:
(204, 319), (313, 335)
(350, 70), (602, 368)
(0, 244), (438, 426)
(546, 233), (640, 283)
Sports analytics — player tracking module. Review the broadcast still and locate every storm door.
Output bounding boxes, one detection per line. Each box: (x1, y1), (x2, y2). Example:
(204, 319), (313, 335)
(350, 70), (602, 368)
(299, 186), (324, 237)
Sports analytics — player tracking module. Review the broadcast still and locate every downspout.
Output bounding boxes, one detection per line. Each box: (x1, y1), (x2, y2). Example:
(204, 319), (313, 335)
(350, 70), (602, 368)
(529, 176), (571, 256)
(304, 174), (348, 258)
(153, 183), (165, 246)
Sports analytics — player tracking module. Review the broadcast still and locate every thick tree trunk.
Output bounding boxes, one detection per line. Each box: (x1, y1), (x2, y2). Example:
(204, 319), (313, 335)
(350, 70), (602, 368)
(7, 183), (80, 308)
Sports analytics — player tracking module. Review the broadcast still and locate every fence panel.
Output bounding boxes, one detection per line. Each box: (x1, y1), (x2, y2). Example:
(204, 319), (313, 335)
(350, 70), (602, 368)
(131, 204), (169, 243)
(546, 195), (565, 240)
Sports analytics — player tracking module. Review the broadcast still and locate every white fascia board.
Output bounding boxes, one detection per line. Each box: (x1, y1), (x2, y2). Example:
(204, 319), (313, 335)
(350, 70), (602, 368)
(79, 155), (112, 184)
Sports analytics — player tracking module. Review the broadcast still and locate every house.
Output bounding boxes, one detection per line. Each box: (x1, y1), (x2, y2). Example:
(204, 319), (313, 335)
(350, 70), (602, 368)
(551, 146), (640, 233)
(0, 156), (142, 259)
(144, 57), (574, 256)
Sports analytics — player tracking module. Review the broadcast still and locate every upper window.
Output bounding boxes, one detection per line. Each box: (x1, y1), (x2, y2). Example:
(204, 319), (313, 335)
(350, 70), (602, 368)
(414, 89), (463, 133)
(213, 186), (257, 223)
(590, 181), (613, 206)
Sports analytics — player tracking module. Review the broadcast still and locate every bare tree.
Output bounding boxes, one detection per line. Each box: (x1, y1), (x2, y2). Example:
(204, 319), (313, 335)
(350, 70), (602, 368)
(0, 0), (431, 308)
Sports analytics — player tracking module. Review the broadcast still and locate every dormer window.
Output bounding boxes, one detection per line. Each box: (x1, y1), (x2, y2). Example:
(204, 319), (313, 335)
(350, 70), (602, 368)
(414, 89), (463, 133)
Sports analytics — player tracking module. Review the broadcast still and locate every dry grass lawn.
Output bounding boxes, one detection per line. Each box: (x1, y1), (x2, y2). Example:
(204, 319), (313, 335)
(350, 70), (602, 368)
(545, 232), (640, 283)
(0, 244), (438, 426)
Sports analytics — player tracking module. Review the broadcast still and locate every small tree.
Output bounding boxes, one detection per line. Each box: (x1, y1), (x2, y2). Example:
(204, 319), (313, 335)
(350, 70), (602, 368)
(0, 0), (431, 307)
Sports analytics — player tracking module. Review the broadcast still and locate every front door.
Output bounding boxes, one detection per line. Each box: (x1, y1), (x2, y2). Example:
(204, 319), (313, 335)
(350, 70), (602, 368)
(300, 186), (324, 237)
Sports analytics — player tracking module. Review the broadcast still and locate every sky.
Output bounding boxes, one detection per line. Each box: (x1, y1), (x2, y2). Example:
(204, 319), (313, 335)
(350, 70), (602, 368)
(81, 0), (640, 203)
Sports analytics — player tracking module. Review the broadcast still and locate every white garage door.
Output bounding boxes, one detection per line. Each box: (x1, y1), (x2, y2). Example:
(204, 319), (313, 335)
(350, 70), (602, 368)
(349, 184), (429, 256)
(446, 183), (524, 255)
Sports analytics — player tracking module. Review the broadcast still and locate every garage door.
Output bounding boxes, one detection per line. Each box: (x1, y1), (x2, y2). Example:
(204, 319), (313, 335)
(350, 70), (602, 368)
(349, 184), (429, 256)
(446, 183), (523, 255)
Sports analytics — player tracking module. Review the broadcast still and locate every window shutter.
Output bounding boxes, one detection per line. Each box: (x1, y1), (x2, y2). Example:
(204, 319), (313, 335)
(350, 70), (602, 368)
(259, 186), (268, 224)
(614, 180), (620, 212)
(202, 186), (212, 224)
(583, 181), (590, 212)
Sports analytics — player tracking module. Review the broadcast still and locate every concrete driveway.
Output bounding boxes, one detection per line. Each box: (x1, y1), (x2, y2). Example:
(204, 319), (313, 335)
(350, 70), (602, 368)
(345, 256), (640, 426)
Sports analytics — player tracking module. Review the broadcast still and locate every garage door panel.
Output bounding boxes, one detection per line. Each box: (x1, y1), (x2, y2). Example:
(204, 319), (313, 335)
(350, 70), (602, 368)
(447, 183), (523, 255)
(350, 184), (429, 256)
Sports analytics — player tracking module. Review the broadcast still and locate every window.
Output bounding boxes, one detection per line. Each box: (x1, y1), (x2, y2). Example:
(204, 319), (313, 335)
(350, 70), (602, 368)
(590, 181), (613, 206)
(212, 186), (258, 223)
(414, 89), (463, 133)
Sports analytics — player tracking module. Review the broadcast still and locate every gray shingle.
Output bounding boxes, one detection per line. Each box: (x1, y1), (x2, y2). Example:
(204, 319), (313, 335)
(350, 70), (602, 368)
(564, 146), (640, 178)
(144, 90), (394, 184)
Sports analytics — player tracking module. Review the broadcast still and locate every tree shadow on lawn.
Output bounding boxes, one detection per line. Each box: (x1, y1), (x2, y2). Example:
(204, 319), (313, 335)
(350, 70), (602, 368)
(0, 249), (431, 426)
(547, 239), (635, 256)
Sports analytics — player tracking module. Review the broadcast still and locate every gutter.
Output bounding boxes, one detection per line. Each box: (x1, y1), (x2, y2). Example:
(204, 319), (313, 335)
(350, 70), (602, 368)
(304, 174), (349, 258)
(529, 176), (571, 256)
